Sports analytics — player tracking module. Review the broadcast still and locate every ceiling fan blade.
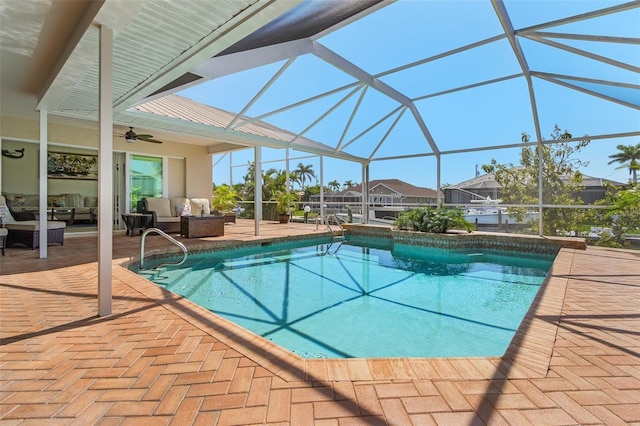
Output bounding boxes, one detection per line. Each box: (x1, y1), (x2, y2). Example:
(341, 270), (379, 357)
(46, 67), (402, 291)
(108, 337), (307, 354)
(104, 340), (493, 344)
(139, 137), (163, 144)
(135, 134), (154, 139)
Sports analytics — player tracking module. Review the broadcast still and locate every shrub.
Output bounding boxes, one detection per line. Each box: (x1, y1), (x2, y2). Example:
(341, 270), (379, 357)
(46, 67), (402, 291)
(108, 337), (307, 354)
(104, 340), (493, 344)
(394, 207), (473, 233)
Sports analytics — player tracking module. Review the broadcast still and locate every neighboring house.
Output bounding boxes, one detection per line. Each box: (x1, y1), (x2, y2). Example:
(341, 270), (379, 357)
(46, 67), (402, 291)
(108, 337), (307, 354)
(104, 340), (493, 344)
(310, 179), (441, 207)
(444, 172), (624, 205)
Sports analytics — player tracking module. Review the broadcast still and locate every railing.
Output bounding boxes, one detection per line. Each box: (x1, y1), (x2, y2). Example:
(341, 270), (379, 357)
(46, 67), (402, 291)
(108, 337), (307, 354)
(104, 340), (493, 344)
(315, 213), (345, 237)
(139, 227), (188, 269)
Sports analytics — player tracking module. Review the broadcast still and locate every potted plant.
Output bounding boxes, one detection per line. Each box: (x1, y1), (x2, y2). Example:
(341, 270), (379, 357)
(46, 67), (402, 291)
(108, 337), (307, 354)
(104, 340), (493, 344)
(273, 190), (298, 223)
(212, 184), (241, 222)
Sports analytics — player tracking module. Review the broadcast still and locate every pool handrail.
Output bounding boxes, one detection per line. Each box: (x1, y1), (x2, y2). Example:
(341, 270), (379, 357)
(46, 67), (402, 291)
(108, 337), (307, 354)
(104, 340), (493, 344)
(139, 227), (188, 269)
(316, 213), (344, 238)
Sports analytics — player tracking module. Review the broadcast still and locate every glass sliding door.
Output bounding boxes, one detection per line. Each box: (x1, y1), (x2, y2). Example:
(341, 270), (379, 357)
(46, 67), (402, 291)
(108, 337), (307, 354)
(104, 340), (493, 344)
(129, 154), (163, 211)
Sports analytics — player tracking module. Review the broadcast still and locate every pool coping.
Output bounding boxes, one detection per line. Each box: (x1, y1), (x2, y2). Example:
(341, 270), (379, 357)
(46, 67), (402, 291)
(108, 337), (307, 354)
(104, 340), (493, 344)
(115, 235), (575, 382)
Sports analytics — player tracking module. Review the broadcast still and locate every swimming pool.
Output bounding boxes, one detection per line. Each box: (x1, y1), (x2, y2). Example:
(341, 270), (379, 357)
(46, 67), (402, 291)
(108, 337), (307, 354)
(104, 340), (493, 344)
(138, 235), (555, 358)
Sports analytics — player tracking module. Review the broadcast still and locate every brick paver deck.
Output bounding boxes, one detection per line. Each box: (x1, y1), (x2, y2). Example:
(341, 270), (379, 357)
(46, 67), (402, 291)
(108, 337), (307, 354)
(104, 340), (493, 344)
(1, 220), (638, 424)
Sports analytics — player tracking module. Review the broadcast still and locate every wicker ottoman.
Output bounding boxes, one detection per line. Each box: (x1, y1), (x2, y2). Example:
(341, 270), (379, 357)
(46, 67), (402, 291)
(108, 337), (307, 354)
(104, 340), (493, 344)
(180, 215), (224, 238)
(5, 220), (66, 249)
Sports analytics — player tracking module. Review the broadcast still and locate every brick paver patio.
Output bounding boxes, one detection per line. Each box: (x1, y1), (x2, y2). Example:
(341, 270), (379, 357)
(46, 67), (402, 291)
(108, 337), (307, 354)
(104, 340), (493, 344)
(1, 220), (638, 424)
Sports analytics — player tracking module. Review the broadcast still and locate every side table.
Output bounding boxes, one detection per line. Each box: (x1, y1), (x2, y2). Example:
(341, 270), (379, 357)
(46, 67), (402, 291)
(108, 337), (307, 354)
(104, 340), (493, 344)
(121, 213), (152, 236)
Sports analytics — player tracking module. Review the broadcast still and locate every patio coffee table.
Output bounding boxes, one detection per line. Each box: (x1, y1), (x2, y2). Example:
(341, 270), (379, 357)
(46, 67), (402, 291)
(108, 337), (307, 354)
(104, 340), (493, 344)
(180, 215), (224, 238)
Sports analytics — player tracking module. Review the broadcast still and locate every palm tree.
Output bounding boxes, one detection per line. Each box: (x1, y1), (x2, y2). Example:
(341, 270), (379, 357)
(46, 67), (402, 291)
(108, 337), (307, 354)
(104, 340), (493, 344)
(294, 163), (316, 191)
(262, 168), (285, 200)
(328, 180), (340, 192)
(608, 143), (640, 183)
(343, 179), (355, 189)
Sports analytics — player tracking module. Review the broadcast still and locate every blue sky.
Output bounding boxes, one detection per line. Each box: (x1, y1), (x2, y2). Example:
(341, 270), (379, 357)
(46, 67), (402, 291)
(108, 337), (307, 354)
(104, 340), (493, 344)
(180, 0), (639, 190)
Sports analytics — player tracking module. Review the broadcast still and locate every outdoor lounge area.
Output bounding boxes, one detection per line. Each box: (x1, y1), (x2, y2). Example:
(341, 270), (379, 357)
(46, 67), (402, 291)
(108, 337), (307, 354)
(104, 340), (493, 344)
(0, 220), (639, 424)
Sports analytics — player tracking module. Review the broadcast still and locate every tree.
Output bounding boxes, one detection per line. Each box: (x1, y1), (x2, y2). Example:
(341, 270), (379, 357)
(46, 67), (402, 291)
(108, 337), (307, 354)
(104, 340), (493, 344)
(241, 163), (291, 219)
(212, 184), (241, 211)
(328, 180), (341, 192)
(294, 163), (315, 191)
(262, 168), (289, 201)
(483, 125), (590, 236)
(241, 161), (256, 202)
(591, 182), (640, 247)
(343, 179), (355, 189)
(608, 142), (640, 184)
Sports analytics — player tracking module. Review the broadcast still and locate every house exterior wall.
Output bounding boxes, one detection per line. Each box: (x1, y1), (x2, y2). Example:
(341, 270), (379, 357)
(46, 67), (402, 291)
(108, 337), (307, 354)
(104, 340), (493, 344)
(1, 139), (99, 197)
(0, 115), (212, 200)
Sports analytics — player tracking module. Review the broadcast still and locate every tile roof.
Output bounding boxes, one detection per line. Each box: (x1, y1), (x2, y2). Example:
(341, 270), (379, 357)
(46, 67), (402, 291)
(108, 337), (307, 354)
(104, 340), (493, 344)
(344, 179), (440, 198)
(449, 172), (625, 190)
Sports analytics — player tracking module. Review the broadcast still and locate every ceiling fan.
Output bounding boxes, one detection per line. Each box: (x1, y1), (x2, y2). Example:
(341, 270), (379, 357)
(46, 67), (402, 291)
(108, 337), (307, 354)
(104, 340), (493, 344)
(122, 127), (163, 144)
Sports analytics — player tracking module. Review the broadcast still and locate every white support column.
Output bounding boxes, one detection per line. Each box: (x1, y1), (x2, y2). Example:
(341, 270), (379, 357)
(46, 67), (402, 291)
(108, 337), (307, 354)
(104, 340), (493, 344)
(254, 147), (262, 236)
(125, 152), (132, 213)
(229, 152), (233, 185)
(319, 156), (324, 219)
(361, 164), (369, 224)
(39, 111), (48, 258)
(285, 148), (290, 193)
(162, 157), (169, 197)
(98, 25), (113, 317)
(436, 154), (441, 207)
(538, 142), (544, 236)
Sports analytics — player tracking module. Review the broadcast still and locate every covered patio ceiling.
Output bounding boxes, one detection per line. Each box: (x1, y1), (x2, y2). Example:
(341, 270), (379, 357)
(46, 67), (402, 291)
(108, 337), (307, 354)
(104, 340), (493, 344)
(1, 0), (638, 164)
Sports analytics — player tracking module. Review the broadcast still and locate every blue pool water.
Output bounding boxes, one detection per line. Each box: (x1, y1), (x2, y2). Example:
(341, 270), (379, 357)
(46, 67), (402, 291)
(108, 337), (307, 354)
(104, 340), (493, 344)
(139, 237), (554, 358)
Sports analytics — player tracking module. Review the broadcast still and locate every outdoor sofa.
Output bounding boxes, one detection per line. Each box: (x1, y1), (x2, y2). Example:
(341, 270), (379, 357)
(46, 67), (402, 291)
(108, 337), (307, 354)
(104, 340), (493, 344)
(2, 192), (97, 224)
(141, 197), (217, 234)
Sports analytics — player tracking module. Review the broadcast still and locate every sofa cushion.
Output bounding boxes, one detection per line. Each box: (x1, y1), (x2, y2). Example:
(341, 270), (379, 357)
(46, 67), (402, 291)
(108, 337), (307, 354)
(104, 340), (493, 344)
(190, 198), (211, 216)
(84, 196), (98, 207)
(170, 197), (190, 217)
(157, 216), (181, 223)
(145, 197), (172, 217)
(23, 195), (39, 208)
(62, 193), (84, 208)
(5, 220), (66, 231)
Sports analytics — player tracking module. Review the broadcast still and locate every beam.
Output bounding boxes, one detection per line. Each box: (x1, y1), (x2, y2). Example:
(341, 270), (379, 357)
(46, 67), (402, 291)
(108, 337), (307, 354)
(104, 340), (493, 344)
(116, 0), (304, 111)
(492, 0), (544, 235)
(312, 41), (440, 155)
(35, 1), (105, 110)
(194, 38), (314, 80)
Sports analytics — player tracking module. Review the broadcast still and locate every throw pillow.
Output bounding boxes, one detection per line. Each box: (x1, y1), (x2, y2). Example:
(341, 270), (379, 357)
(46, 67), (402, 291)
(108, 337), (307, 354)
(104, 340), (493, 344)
(5, 194), (25, 208)
(0, 205), (16, 224)
(47, 195), (66, 207)
(175, 203), (191, 217)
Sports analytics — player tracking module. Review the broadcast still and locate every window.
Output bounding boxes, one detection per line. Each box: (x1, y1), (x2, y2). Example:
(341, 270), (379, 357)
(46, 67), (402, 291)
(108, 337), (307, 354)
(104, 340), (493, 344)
(130, 155), (163, 211)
